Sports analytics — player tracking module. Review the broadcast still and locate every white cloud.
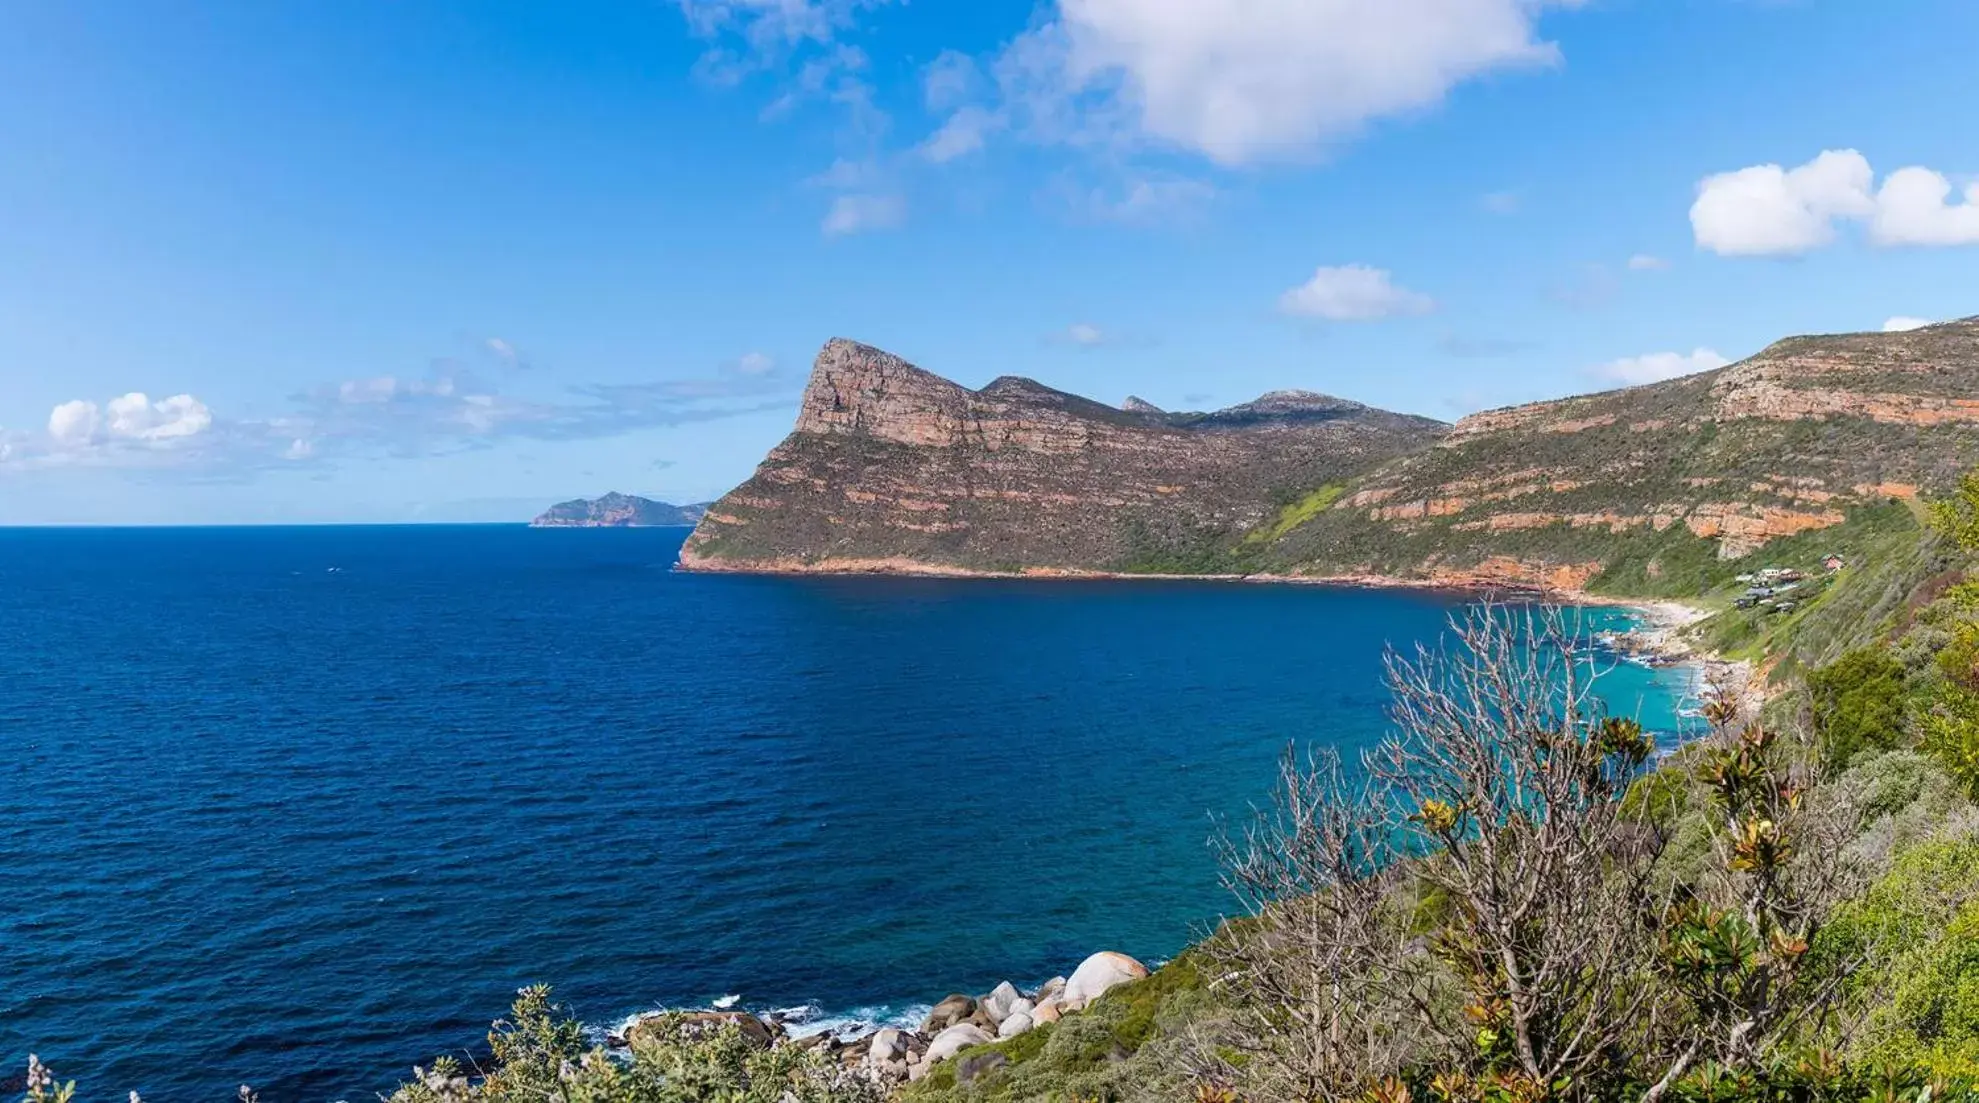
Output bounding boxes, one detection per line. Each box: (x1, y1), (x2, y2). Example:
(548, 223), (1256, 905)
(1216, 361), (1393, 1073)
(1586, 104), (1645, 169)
(921, 105), (1001, 162)
(1592, 348), (1730, 386)
(675, 0), (878, 50)
(105, 392), (214, 441)
(48, 400), (101, 446)
(1690, 150), (1876, 257)
(1000, 0), (1583, 166)
(1884, 316), (1935, 333)
(1065, 174), (1217, 224)
(1693, 150), (1979, 256)
(1278, 265), (1435, 322)
(485, 337), (518, 361)
(1870, 166), (1979, 247)
(733, 351), (777, 375)
(1627, 253), (1670, 271)
(821, 193), (906, 236)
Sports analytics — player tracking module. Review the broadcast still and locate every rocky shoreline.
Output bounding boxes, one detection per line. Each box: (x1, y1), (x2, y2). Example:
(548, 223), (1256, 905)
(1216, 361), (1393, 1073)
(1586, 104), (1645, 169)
(606, 951), (1153, 1089)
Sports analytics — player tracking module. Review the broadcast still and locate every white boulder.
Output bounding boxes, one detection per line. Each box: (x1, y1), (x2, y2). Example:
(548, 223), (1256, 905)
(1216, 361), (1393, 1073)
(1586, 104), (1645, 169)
(981, 981), (1025, 1025)
(926, 1023), (994, 1064)
(1062, 952), (1150, 1010)
(997, 1011), (1034, 1038)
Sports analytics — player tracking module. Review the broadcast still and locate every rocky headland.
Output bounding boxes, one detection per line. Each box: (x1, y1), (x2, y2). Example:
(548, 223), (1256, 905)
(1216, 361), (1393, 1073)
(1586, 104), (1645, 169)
(532, 493), (709, 528)
(682, 319), (1979, 592)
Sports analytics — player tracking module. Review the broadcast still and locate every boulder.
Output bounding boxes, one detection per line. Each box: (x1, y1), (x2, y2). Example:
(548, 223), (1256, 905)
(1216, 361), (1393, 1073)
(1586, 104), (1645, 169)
(626, 1011), (775, 1049)
(997, 1011), (1034, 1038)
(981, 981), (1026, 1025)
(923, 994), (977, 1033)
(1062, 952), (1150, 1010)
(925, 1023), (994, 1064)
(1030, 998), (1062, 1024)
(956, 1051), (1010, 1086)
(1035, 976), (1068, 1003)
(866, 1028), (912, 1066)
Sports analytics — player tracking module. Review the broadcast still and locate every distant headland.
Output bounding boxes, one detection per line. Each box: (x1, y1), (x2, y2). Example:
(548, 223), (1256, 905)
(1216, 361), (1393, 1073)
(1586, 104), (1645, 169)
(531, 492), (710, 528)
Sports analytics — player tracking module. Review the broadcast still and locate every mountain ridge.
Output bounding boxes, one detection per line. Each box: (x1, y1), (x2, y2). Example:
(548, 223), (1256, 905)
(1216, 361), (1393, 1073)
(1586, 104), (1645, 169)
(681, 319), (1979, 589)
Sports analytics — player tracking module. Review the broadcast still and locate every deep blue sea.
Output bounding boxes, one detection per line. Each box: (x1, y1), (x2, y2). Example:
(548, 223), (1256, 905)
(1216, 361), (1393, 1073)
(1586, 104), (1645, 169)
(0, 526), (1695, 1101)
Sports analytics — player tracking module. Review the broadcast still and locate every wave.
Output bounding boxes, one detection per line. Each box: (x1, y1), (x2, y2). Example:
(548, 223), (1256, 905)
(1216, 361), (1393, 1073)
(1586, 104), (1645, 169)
(594, 998), (935, 1046)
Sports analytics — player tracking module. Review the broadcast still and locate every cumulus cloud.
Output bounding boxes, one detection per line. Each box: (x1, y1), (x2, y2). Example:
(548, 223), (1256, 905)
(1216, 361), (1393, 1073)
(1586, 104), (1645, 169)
(1690, 150), (1876, 256)
(1884, 316), (1935, 333)
(1692, 150), (1979, 256)
(1871, 167), (1979, 247)
(47, 400), (101, 446)
(1592, 348), (1730, 386)
(1279, 265), (1434, 322)
(821, 193), (906, 236)
(997, 0), (1583, 166)
(46, 393), (213, 449)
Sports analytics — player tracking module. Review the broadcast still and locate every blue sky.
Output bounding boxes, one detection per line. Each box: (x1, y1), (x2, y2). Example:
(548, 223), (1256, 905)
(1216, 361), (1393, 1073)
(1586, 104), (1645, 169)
(2, 0), (1976, 523)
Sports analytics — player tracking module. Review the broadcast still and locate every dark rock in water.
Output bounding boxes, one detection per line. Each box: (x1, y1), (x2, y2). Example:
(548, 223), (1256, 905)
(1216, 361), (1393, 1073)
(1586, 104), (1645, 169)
(922, 993), (976, 1033)
(531, 492), (709, 528)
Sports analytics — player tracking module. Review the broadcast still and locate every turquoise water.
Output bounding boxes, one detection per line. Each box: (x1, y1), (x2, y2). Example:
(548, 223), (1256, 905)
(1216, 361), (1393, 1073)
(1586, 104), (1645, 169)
(0, 526), (1693, 1100)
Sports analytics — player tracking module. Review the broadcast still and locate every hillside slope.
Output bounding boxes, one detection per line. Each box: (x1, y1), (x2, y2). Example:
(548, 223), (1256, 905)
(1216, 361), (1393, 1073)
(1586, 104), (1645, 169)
(681, 320), (1979, 588)
(1263, 317), (1979, 590)
(679, 339), (1447, 574)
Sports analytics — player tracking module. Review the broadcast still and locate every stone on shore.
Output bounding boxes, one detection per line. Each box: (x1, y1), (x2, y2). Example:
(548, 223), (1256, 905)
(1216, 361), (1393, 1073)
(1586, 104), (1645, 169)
(866, 1027), (912, 1065)
(926, 1023), (994, 1063)
(1036, 976), (1068, 1003)
(1030, 997), (1062, 1024)
(981, 981), (1026, 1025)
(997, 1010), (1034, 1038)
(1062, 952), (1149, 1010)
(923, 994), (977, 1033)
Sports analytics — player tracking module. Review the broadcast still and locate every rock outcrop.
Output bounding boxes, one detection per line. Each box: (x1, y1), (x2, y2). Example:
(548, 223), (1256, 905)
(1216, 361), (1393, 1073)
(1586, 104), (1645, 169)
(532, 492), (708, 528)
(681, 339), (1446, 575)
(614, 951), (1153, 1091)
(1267, 316), (1979, 578)
(681, 319), (1979, 584)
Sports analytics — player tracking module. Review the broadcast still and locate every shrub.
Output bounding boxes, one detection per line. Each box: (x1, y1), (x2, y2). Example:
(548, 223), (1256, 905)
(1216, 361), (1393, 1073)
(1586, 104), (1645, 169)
(1807, 648), (1910, 769)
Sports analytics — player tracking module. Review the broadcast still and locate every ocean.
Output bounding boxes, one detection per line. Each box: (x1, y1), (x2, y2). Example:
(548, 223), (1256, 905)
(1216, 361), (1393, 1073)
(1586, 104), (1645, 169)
(0, 525), (1696, 1101)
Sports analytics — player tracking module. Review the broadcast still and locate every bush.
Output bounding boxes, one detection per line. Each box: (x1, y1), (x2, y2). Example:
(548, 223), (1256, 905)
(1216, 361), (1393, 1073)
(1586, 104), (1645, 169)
(1807, 648), (1910, 768)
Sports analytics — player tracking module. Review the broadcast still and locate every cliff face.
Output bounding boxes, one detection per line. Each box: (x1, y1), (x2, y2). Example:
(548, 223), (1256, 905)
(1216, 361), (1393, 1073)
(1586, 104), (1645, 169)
(683, 321), (1979, 584)
(1265, 317), (1979, 585)
(679, 339), (1447, 574)
(532, 493), (708, 528)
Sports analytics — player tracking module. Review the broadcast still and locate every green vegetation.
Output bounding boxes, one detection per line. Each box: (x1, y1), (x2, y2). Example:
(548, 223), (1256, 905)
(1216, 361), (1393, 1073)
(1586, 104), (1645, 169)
(1809, 648), (1910, 767)
(900, 955), (1214, 1103)
(1246, 483), (1349, 546)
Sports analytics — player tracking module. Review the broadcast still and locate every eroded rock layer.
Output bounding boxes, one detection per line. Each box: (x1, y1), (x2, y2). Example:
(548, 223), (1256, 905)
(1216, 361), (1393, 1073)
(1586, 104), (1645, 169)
(680, 339), (1447, 574)
(683, 320), (1979, 585)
